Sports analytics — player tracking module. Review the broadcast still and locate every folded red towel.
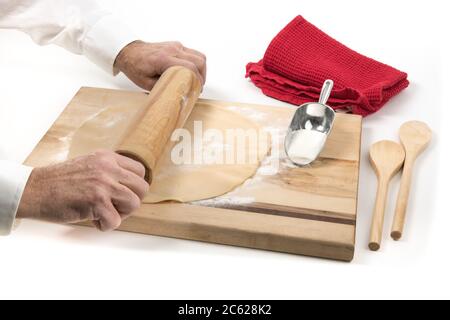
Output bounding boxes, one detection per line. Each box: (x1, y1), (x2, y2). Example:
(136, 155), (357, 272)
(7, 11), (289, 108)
(246, 16), (409, 116)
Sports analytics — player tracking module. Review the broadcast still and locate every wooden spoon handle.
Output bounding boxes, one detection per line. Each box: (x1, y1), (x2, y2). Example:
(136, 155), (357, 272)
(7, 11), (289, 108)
(369, 177), (390, 251)
(391, 158), (414, 240)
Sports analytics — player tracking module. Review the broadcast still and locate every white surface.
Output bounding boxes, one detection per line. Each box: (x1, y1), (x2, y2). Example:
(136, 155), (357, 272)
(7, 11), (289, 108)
(0, 0), (448, 299)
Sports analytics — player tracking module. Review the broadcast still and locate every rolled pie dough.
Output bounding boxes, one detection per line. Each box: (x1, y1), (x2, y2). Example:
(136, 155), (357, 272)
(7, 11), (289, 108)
(69, 102), (271, 203)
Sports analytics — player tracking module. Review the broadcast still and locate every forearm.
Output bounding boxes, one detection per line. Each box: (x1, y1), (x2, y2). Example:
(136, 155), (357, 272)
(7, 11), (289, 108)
(0, 161), (33, 235)
(15, 151), (149, 232)
(0, 0), (137, 74)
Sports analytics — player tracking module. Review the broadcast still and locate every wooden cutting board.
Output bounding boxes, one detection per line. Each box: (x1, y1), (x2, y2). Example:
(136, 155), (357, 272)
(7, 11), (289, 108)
(25, 87), (362, 261)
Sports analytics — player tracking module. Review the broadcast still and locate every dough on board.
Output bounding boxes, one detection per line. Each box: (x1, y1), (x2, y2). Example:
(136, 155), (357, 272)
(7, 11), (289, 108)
(145, 103), (271, 202)
(69, 102), (271, 203)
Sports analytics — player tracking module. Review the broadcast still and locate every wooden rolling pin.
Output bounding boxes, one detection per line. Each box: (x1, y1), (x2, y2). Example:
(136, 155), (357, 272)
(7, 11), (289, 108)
(116, 66), (202, 183)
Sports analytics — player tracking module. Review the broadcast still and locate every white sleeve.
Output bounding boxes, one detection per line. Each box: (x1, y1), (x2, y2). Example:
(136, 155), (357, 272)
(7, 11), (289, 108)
(0, 0), (138, 75)
(0, 161), (33, 236)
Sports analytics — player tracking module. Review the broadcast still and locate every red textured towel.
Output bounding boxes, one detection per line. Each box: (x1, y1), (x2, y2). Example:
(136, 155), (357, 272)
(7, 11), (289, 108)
(246, 16), (409, 116)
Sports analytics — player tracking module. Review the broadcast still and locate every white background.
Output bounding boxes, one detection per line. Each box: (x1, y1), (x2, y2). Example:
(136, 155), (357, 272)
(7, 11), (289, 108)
(0, 0), (448, 299)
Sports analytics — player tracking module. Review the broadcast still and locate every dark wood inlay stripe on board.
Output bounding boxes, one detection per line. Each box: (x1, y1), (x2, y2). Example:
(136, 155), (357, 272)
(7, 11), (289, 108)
(197, 202), (356, 226)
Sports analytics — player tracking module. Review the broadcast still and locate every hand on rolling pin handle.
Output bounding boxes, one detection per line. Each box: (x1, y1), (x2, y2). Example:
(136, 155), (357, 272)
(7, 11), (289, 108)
(16, 151), (150, 232)
(115, 41), (207, 90)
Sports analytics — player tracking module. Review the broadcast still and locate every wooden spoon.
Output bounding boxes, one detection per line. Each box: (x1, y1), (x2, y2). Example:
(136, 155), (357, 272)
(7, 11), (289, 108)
(369, 141), (405, 251)
(391, 121), (432, 241)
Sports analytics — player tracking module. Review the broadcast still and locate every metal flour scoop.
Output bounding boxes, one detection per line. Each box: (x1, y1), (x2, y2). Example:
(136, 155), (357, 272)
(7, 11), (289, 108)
(285, 80), (336, 166)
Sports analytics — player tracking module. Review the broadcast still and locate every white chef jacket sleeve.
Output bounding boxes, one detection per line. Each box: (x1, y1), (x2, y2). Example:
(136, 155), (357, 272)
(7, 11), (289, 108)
(0, 161), (33, 235)
(0, 0), (139, 235)
(0, 0), (138, 75)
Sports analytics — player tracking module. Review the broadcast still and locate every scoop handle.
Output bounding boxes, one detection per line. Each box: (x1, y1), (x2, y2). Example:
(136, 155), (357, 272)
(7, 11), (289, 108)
(319, 80), (334, 105)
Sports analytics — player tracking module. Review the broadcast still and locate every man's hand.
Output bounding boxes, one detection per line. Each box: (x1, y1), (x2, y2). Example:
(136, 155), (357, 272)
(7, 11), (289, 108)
(114, 41), (207, 91)
(17, 151), (149, 231)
